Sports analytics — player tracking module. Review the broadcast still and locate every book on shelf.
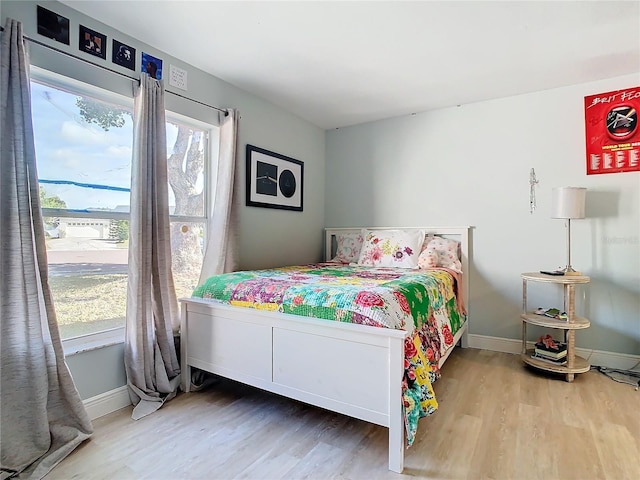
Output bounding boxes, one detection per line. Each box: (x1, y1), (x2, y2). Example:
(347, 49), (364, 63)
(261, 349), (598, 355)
(534, 340), (567, 354)
(534, 348), (567, 360)
(531, 353), (567, 366)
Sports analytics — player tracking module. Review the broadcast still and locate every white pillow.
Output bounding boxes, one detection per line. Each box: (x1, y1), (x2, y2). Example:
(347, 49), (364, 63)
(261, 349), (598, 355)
(331, 232), (364, 263)
(357, 229), (425, 269)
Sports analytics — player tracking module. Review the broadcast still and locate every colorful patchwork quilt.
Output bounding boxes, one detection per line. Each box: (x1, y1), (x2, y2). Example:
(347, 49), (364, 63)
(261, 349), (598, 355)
(192, 263), (466, 445)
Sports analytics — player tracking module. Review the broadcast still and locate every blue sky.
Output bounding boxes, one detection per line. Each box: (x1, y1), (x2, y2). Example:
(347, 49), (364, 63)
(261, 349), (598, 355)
(31, 81), (182, 211)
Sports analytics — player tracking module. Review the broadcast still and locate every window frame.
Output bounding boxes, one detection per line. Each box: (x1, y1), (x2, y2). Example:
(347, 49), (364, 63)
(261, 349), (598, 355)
(165, 110), (214, 226)
(30, 68), (215, 355)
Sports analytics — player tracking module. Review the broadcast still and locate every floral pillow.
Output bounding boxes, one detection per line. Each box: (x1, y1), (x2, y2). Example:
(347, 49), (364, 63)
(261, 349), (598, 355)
(357, 229), (425, 269)
(417, 250), (438, 270)
(418, 235), (462, 272)
(331, 232), (364, 263)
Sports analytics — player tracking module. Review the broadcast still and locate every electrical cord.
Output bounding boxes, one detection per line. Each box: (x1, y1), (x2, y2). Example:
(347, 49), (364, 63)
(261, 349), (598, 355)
(593, 365), (640, 390)
(626, 359), (640, 371)
(1, 468), (19, 480)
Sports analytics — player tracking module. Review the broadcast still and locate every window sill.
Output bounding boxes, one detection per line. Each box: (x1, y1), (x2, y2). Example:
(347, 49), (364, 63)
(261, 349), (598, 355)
(63, 327), (125, 356)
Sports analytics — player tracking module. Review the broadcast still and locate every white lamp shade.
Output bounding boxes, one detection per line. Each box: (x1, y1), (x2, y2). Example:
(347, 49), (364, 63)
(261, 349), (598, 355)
(551, 187), (586, 219)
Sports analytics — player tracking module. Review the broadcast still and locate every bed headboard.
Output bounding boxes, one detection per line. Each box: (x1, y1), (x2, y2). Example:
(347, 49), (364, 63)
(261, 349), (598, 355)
(324, 226), (469, 268)
(324, 226), (470, 316)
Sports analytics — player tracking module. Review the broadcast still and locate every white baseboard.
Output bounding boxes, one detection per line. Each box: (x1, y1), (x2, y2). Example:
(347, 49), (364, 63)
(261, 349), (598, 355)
(83, 385), (131, 420)
(467, 334), (640, 372)
(80, 337), (637, 421)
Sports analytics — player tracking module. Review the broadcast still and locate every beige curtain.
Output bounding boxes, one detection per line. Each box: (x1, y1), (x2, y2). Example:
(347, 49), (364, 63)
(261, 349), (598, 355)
(199, 109), (239, 282)
(0, 19), (93, 479)
(125, 74), (180, 420)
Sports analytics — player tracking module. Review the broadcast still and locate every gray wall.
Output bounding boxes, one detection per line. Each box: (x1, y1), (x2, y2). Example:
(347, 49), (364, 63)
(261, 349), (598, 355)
(2, 1), (325, 399)
(326, 74), (640, 356)
(65, 344), (126, 399)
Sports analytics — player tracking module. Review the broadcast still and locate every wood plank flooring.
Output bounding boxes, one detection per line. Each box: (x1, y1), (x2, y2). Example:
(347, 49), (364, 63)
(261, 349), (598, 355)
(45, 348), (640, 479)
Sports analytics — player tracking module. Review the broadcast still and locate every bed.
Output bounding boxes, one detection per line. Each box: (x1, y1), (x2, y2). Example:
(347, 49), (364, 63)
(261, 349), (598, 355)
(179, 226), (469, 473)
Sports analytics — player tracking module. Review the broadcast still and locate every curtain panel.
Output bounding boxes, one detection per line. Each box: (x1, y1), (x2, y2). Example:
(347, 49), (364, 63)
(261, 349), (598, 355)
(0, 18), (93, 480)
(124, 74), (181, 420)
(199, 108), (239, 282)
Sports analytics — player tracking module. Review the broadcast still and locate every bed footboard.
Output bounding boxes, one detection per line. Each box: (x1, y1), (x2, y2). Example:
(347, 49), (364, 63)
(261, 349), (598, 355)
(180, 298), (407, 472)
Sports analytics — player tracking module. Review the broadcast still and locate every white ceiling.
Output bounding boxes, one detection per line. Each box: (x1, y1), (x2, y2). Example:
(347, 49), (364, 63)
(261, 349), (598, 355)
(61, 1), (640, 129)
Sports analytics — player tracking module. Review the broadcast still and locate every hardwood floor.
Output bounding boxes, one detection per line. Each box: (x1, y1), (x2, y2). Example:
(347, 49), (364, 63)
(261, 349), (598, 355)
(46, 348), (640, 479)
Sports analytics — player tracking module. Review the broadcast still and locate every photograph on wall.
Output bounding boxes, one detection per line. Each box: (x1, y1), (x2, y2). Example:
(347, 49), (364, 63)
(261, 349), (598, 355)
(585, 86), (640, 175)
(79, 25), (107, 59)
(246, 145), (303, 211)
(141, 52), (163, 80)
(112, 39), (136, 71)
(37, 5), (70, 45)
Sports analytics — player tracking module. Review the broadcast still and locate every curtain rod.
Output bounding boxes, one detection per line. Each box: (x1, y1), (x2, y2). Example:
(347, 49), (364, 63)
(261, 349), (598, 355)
(0, 25), (229, 115)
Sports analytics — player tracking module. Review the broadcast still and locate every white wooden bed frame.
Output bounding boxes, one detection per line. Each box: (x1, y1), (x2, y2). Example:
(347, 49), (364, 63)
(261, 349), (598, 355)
(180, 226), (470, 473)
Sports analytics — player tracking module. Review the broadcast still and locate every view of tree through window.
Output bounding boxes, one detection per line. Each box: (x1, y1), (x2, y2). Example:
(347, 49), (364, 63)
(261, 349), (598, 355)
(31, 78), (210, 340)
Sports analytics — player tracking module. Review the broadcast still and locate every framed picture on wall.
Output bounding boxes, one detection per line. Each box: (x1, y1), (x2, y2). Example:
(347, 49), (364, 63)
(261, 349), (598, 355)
(79, 25), (107, 59)
(141, 52), (163, 80)
(112, 39), (136, 71)
(246, 145), (303, 211)
(36, 5), (70, 45)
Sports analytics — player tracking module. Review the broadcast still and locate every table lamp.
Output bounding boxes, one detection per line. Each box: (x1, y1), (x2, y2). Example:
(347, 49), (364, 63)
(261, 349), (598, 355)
(551, 187), (586, 276)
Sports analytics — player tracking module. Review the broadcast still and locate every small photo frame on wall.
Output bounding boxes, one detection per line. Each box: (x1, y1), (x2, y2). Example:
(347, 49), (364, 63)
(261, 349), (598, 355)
(141, 52), (163, 80)
(246, 145), (303, 211)
(79, 25), (107, 59)
(112, 39), (136, 71)
(37, 5), (70, 45)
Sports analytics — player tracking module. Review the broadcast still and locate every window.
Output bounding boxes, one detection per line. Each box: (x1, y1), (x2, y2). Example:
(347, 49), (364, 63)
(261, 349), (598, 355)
(31, 73), (213, 346)
(166, 114), (209, 302)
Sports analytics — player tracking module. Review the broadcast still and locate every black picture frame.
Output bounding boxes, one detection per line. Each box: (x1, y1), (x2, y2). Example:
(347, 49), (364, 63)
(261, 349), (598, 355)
(79, 25), (107, 59)
(112, 39), (136, 71)
(246, 145), (303, 211)
(37, 5), (70, 45)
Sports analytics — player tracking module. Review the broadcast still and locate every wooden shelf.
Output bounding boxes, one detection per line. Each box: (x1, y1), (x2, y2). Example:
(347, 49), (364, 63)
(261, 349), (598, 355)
(520, 272), (591, 382)
(521, 349), (590, 374)
(521, 272), (590, 284)
(521, 313), (590, 329)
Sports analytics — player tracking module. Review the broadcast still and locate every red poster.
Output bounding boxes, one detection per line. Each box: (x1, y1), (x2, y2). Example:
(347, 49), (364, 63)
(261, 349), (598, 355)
(584, 86), (640, 175)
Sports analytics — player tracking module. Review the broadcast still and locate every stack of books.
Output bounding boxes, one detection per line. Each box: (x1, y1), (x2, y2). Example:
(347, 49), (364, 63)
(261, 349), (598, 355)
(532, 339), (568, 365)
